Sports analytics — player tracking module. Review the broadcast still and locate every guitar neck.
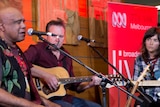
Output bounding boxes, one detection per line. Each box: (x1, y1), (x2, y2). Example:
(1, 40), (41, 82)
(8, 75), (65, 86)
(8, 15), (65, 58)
(59, 76), (92, 84)
(106, 80), (160, 88)
(132, 80), (160, 86)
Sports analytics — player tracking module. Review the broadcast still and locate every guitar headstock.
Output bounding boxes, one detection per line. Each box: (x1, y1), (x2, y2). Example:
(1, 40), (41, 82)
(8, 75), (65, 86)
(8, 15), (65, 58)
(105, 74), (126, 88)
(104, 65), (151, 89)
(106, 74), (122, 80)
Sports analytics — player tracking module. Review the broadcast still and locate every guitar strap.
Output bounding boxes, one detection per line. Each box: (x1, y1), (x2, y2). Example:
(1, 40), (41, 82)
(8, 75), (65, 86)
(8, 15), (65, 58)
(146, 58), (158, 80)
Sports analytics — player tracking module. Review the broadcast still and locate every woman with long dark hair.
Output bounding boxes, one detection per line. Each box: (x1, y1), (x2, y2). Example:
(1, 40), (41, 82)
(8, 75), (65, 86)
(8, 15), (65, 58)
(133, 27), (160, 107)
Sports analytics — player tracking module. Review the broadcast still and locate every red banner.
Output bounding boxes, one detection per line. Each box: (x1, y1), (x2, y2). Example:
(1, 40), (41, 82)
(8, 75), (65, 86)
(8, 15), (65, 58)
(108, 2), (158, 107)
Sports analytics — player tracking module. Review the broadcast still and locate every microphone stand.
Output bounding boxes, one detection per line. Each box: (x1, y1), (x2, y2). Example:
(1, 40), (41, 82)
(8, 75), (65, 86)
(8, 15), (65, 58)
(86, 42), (152, 105)
(37, 35), (143, 107)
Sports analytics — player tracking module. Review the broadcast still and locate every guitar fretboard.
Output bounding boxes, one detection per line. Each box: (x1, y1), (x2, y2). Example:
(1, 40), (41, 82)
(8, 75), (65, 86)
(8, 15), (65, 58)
(59, 76), (92, 84)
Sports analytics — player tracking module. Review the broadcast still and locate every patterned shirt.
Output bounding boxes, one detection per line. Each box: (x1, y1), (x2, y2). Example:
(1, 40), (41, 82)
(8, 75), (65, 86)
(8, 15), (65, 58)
(0, 39), (42, 104)
(133, 55), (160, 101)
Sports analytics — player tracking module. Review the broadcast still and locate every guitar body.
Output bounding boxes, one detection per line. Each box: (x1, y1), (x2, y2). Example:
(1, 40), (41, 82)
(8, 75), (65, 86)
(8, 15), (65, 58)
(33, 65), (70, 99)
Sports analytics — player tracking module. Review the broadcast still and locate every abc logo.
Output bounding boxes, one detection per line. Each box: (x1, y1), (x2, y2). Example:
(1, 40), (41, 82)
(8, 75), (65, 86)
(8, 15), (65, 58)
(112, 12), (127, 28)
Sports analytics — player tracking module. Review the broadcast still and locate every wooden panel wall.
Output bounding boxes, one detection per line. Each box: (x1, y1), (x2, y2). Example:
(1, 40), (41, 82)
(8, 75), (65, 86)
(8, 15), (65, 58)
(0, 0), (109, 105)
(64, 16), (108, 105)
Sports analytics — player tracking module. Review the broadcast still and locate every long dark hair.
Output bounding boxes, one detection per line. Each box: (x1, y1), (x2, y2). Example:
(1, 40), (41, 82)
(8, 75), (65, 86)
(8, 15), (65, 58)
(141, 27), (160, 60)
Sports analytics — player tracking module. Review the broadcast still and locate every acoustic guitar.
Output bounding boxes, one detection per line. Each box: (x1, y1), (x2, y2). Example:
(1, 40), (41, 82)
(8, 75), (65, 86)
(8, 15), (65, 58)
(32, 65), (121, 99)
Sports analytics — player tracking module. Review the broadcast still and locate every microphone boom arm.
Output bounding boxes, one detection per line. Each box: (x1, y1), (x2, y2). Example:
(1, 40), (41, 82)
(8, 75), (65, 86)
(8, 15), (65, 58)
(37, 35), (143, 107)
(87, 43), (151, 104)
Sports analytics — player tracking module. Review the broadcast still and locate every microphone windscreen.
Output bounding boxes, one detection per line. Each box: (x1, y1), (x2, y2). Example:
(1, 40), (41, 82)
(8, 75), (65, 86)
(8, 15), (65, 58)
(27, 28), (33, 35)
(77, 35), (82, 40)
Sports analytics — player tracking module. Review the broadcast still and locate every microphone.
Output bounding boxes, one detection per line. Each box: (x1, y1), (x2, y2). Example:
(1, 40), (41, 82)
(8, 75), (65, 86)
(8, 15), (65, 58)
(27, 28), (57, 36)
(77, 35), (95, 43)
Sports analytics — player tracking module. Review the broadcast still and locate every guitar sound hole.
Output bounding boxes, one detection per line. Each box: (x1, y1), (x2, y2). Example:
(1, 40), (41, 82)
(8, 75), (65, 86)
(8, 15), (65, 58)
(42, 85), (60, 95)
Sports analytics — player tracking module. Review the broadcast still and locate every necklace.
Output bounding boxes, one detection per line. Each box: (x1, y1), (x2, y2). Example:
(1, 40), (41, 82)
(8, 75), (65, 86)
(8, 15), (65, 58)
(147, 58), (158, 79)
